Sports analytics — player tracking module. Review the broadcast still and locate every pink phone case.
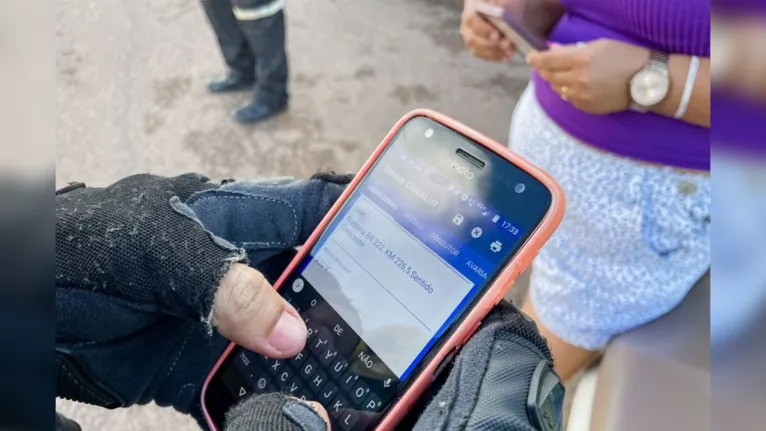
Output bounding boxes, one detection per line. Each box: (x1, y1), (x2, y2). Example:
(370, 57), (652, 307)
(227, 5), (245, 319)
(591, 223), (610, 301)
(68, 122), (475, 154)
(201, 109), (565, 430)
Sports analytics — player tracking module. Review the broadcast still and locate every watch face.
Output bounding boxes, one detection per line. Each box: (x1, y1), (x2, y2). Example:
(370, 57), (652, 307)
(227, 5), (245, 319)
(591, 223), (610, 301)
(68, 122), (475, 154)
(630, 70), (669, 107)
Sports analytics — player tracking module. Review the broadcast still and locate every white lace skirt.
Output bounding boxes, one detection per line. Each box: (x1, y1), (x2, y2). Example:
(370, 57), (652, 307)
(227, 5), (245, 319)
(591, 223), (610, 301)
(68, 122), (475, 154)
(509, 85), (711, 349)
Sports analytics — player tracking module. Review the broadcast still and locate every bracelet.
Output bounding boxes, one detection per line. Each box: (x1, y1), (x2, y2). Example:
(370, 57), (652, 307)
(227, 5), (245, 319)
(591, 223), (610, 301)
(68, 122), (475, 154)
(674, 55), (699, 119)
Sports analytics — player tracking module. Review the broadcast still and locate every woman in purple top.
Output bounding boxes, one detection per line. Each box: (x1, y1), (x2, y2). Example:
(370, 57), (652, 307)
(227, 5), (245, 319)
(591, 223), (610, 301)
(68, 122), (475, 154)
(460, 0), (710, 380)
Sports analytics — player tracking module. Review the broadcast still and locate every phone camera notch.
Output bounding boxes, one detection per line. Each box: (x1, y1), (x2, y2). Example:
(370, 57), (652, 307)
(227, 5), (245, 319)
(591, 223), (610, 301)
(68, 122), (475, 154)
(456, 148), (486, 169)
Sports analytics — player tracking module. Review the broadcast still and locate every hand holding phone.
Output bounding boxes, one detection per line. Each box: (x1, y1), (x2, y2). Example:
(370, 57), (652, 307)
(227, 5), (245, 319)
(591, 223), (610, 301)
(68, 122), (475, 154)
(475, 1), (549, 58)
(461, 0), (517, 61)
(202, 110), (564, 430)
(463, 0), (566, 60)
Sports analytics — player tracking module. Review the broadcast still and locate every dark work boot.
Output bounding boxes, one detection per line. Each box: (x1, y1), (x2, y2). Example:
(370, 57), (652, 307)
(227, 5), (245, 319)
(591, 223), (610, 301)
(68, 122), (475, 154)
(233, 8), (289, 124)
(233, 98), (288, 124)
(208, 72), (255, 93)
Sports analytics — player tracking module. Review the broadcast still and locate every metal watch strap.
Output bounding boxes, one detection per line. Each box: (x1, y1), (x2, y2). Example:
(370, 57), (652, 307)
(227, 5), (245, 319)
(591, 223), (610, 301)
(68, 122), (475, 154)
(645, 50), (670, 75)
(629, 51), (670, 112)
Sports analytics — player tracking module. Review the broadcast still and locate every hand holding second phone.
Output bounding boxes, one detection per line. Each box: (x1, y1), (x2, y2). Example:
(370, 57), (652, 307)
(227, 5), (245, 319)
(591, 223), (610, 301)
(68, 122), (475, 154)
(461, 0), (516, 61)
(528, 38), (651, 114)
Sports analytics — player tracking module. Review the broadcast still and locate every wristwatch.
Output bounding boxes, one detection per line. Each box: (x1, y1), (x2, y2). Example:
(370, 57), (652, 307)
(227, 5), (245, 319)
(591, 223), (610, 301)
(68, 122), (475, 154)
(629, 51), (670, 112)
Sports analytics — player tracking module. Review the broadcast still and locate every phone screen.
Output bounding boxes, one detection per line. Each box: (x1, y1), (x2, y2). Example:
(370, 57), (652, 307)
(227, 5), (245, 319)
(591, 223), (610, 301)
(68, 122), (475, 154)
(204, 116), (553, 430)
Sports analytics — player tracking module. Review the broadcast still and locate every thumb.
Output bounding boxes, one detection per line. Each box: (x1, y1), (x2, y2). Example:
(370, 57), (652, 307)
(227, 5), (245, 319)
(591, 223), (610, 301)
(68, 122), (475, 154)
(213, 263), (307, 358)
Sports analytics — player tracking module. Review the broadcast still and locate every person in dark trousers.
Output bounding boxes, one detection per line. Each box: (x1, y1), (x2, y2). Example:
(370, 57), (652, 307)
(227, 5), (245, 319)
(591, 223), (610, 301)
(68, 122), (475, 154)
(201, 0), (289, 124)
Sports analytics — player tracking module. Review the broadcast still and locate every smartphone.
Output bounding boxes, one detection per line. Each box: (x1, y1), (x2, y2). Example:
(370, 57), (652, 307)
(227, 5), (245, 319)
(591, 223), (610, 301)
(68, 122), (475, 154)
(475, 1), (549, 56)
(201, 110), (564, 431)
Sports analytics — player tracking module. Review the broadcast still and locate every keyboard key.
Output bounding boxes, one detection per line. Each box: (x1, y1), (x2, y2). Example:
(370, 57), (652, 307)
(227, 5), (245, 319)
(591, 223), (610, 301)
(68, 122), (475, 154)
(350, 380), (371, 406)
(305, 317), (327, 343)
(299, 358), (319, 381)
(318, 382), (338, 404)
(302, 306), (324, 340)
(361, 393), (384, 412)
(318, 346), (339, 366)
(369, 375), (398, 404)
(329, 322), (348, 338)
(349, 344), (381, 376)
(293, 287), (320, 311)
(253, 374), (270, 394)
(306, 324), (320, 341)
(266, 358), (285, 375)
(297, 389), (313, 402)
(337, 409), (360, 431)
(236, 351), (254, 368)
(284, 378), (302, 396)
(339, 369), (359, 392)
(328, 321), (359, 356)
(275, 366), (294, 389)
(329, 394), (350, 415)
(309, 369), (329, 392)
(291, 350), (309, 368)
(234, 385), (249, 401)
(329, 359), (349, 379)
(309, 333), (331, 356)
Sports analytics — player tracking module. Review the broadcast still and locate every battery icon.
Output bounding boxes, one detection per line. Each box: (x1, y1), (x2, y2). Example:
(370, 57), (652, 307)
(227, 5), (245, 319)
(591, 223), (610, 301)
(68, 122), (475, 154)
(492, 214), (500, 223)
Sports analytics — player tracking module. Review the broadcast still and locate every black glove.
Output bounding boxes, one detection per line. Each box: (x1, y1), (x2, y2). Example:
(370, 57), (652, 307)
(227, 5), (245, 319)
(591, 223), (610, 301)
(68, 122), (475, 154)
(410, 300), (558, 431)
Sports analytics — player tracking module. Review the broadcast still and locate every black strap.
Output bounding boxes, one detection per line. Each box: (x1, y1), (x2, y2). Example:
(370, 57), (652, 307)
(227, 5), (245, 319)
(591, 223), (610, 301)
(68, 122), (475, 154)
(56, 352), (123, 409)
(55, 182), (86, 196)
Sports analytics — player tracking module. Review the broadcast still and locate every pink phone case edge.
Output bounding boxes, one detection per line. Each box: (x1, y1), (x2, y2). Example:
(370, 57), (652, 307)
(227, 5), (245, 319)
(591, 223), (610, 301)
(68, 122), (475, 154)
(200, 108), (566, 431)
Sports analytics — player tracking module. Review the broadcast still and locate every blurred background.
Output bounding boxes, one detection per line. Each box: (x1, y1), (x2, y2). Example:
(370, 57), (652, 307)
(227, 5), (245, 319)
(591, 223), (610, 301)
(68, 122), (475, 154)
(55, 0), (530, 187)
(710, 3), (766, 431)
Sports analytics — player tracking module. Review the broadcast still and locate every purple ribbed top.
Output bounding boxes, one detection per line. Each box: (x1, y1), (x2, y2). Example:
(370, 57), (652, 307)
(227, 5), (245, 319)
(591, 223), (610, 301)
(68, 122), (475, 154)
(533, 0), (711, 170)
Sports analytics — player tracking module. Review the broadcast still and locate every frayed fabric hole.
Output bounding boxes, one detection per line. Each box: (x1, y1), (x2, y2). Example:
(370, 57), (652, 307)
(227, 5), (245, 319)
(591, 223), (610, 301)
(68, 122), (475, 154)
(202, 250), (247, 336)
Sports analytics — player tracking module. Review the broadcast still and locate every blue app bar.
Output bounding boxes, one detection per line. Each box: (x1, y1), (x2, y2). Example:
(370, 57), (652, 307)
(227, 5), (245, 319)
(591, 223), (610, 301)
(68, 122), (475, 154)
(359, 178), (521, 287)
